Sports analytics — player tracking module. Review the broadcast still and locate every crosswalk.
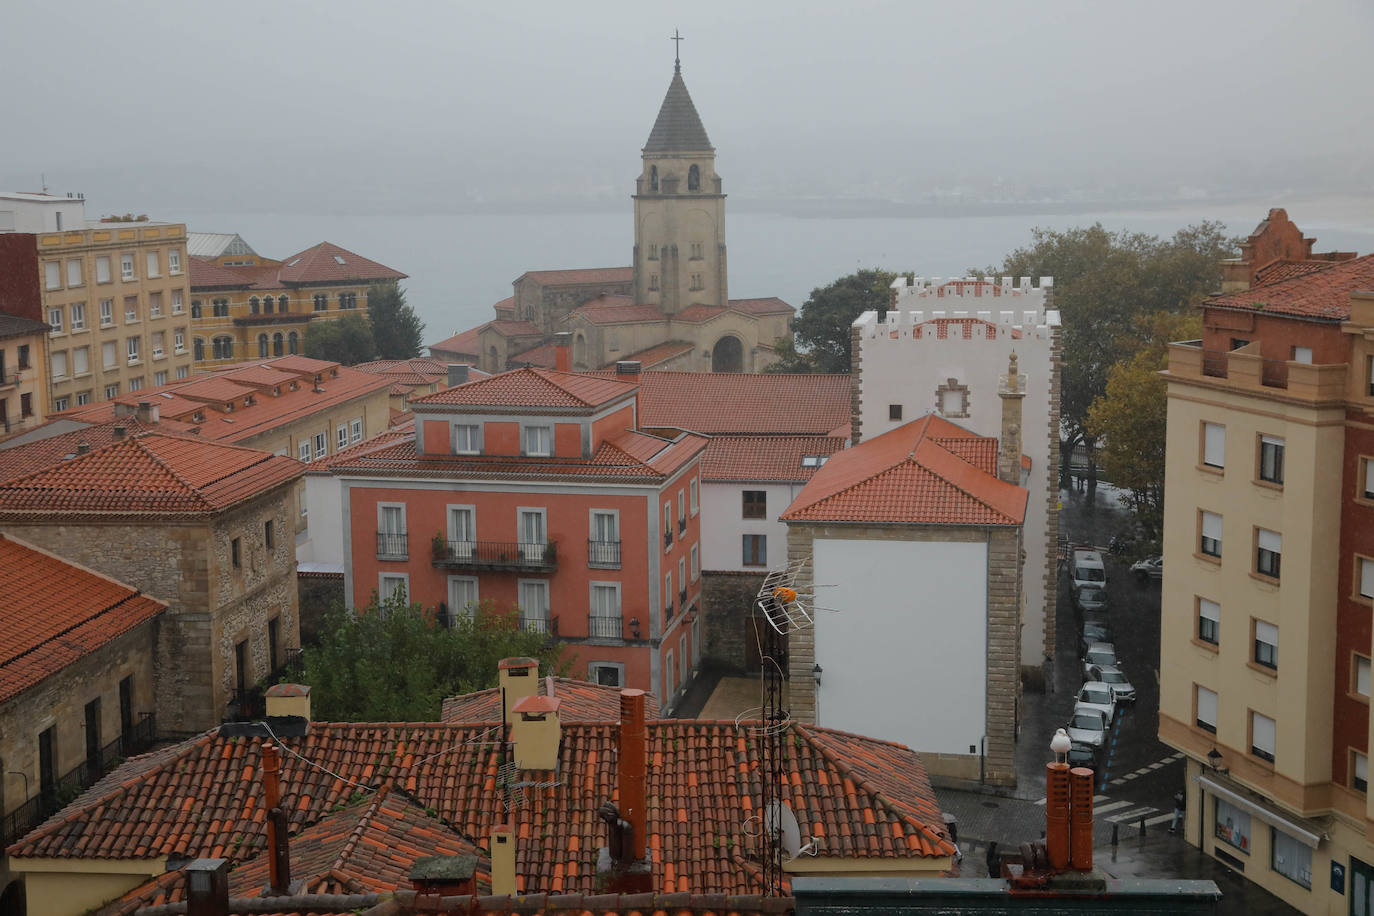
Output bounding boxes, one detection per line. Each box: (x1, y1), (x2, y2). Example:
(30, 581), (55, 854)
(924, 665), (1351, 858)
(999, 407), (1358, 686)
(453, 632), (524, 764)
(1034, 792), (1175, 829)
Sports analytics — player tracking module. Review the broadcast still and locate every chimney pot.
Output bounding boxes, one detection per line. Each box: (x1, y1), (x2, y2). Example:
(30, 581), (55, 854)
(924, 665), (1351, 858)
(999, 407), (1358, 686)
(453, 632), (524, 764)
(76, 442), (90, 454)
(184, 858), (230, 916)
(265, 683), (311, 722)
(446, 363), (470, 387)
(553, 332), (572, 372)
(112, 425), (127, 439)
(135, 400), (158, 424)
(1069, 766), (1094, 870)
(510, 693), (562, 770)
(1045, 762), (1070, 870)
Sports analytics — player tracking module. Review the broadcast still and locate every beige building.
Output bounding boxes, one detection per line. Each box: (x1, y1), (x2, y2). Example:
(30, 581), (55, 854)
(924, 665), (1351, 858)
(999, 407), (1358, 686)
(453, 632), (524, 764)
(0, 315), (49, 441)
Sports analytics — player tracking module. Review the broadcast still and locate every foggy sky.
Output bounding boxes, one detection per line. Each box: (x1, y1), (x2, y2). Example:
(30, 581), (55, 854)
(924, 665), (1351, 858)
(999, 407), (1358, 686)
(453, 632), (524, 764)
(3, 0), (1372, 216)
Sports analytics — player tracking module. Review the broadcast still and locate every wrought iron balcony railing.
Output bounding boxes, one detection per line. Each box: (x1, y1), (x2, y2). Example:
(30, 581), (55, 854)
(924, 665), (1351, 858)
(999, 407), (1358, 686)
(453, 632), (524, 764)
(587, 539), (621, 569)
(432, 539), (557, 572)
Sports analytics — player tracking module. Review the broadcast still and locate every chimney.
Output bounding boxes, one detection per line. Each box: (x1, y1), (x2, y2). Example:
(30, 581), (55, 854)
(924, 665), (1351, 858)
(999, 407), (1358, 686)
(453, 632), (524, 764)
(265, 683), (311, 723)
(184, 858), (230, 916)
(615, 360), (641, 379)
(1045, 761), (1070, 870)
(135, 400), (158, 424)
(446, 363), (470, 387)
(260, 743), (295, 895)
(112, 425), (127, 439)
(997, 352), (1025, 486)
(490, 820), (516, 896)
(617, 689), (648, 860)
(113, 402), (136, 419)
(509, 694), (562, 770)
(1069, 766), (1094, 870)
(409, 854), (478, 898)
(76, 442), (90, 454)
(553, 332), (572, 372)
(498, 657), (539, 723)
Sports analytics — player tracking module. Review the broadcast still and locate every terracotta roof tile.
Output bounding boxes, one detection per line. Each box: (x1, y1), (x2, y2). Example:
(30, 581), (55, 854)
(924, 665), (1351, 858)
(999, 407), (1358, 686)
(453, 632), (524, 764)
(1252, 258), (1341, 285)
(0, 417), (198, 483)
(441, 677), (661, 724)
(1205, 251), (1374, 319)
(618, 341), (695, 368)
(276, 242), (407, 285)
(412, 368), (636, 411)
(780, 415), (1026, 526)
(429, 323), (489, 358)
(674, 305), (727, 323)
(487, 319), (544, 339)
(583, 371), (851, 435)
(571, 298), (665, 325)
(701, 435), (849, 483)
(0, 535), (165, 703)
(506, 342), (559, 368)
(727, 297), (794, 316)
(518, 267), (633, 286)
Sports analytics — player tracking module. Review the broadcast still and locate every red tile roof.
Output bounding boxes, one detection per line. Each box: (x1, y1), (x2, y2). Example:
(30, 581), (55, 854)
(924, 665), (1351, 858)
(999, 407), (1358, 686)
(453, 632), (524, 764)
(441, 677), (661, 723)
(1204, 252), (1374, 320)
(429, 323), (489, 358)
(584, 371), (851, 435)
(307, 421), (415, 473)
(488, 319), (544, 339)
(0, 417), (198, 484)
(674, 305), (727, 323)
(0, 535), (165, 703)
(0, 432), (303, 519)
(728, 297), (795, 316)
(412, 368), (637, 411)
(780, 415), (1026, 526)
(507, 341), (559, 368)
(700, 435), (849, 483)
(1252, 258), (1341, 286)
(13, 719), (953, 894)
(188, 257), (277, 290)
(277, 242), (407, 285)
(618, 340), (694, 368)
(571, 298), (666, 325)
(518, 267), (633, 286)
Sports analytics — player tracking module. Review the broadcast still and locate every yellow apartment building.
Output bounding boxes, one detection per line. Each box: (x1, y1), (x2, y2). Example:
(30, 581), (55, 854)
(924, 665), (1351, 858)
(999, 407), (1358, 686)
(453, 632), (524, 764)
(0, 315), (50, 441)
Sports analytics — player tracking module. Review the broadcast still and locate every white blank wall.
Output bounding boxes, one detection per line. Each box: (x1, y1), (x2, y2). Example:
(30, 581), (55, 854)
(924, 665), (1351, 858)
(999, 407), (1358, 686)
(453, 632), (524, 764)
(813, 537), (987, 755)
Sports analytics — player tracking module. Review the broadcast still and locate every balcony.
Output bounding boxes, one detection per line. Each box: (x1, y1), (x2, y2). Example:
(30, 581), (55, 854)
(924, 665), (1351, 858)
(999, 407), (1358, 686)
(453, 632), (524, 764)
(679, 589), (688, 608)
(664, 599), (674, 619)
(588, 614), (623, 639)
(678, 518), (687, 535)
(588, 539), (621, 569)
(376, 531), (409, 560)
(520, 615), (550, 634)
(664, 530), (673, 550)
(432, 539), (558, 572)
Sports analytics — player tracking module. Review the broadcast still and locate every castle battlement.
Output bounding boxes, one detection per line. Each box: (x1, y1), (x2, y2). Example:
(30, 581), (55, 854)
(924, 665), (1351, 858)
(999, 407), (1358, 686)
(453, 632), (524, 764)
(853, 303), (1061, 340)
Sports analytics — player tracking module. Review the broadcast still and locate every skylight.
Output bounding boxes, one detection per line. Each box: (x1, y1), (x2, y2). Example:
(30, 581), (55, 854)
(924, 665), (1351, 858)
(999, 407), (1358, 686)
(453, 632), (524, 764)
(288, 257), (301, 267)
(333, 255), (346, 265)
(801, 455), (828, 468)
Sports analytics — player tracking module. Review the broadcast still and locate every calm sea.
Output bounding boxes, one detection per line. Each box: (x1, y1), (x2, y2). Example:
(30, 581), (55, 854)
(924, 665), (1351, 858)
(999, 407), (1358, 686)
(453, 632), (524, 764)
(174, 194), (1374, 344)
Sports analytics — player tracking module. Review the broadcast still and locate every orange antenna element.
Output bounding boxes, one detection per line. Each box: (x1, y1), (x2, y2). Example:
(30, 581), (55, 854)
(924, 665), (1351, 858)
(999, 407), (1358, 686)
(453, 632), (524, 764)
(773, 586), (797, 604)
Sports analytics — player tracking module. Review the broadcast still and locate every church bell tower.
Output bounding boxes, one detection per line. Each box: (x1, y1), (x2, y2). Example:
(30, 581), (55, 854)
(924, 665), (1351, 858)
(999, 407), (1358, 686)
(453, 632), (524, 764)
(633, 46), (727, 314)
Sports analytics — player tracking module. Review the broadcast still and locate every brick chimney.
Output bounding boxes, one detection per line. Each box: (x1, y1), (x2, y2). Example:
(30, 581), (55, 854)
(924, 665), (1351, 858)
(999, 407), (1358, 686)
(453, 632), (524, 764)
(509, 693), (562, 770)
(265, 683), (310, 723)
(997, 352), (1025, 486)
(554, 332), (572, 372)
(409, 854), (478, 898)
(446, 364), (469, 387)
(490, 819), (516, 896)
(135, 400), (158, 424)
(498, 657), (539, 723)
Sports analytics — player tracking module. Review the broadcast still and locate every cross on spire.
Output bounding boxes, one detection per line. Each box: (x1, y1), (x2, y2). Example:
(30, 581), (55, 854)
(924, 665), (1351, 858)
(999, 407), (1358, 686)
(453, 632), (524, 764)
(670, 29), (684, 72)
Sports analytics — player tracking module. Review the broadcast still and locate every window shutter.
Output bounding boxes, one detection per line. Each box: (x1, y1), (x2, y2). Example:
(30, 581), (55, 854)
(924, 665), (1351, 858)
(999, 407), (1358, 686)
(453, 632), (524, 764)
(1199, 599), (1220, 623)
(1258, 529), (1282, 553)
(1196, 686), (1217, 726)
(1201, 512), (1222, 541)
(1255, 620), (1278, 647)
(1204, 423), (1225, 466)
(1252, 713), (1276, 756)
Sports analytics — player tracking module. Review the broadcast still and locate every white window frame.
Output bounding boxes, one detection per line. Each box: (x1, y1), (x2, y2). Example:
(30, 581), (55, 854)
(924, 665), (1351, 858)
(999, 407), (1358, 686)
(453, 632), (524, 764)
(588, 662), (625, 687)
(53, 396), (69, 412)
(447, 576), (479, 622)
(517, 578), (549, 630)
(1356, 655), (1371, 698)
(168, 249), (182, 274)
(678, 557), (686, 597)
(1291, 345), (1313, 364)
(70, 302), (85, 330)
(174, 329), (185, 353)
(120, 253), (135, 281)
(313, 432), (327, 457)
(72, 346), (89, 376)
(378, 573), (409, 610)
(104, 383), (119, 400)
(691, 543), (700, 581)
(589, 509), (620, 568)
(1363, 458), (1374, 501)
(128, 377), (143, 392)
(172, 289), (184, 314)
(48, 306), (63, 334)
(154, 370), (167, 386)
(518, 507), (547, 563)
(298, 440), (313, 462)
(350, 418), (363, 443)
(99, 299), (114, 327)
(101, 340), (117, 370)
(1202, 422), (1225, 468)
(447, 505), (476, 560)
(176, 366), (190, 379)
(453, 423), (482, 454)
(589, 581), (622, 639)
(665, 570), (673, 617)
(66, 259), (83, 287)
(1355, 751), (1369, 792)
(377, 502), (407, 559)
(522, 424), (553, 457)
(149, 291), (162, 318)
(337, 424), (349, 451)
(1251, 711), (1276, 762)
(96, 256), (111, 284)
(1359, 556), (1374, 600)
(126, 335), (140, 363)
(690, 477), (699, 515)
(151, 330), (164, 358)
(677, 488), (686, 525)
(50, 350), (67, 380)
(76, 390), (90, 406)
(1196, 685), (1217, 732)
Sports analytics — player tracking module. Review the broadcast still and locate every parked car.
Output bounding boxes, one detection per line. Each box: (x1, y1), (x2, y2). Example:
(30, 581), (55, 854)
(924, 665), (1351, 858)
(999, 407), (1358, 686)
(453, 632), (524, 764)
(1082, 644), (1118, 681)
(1075, 586), (1108, 614)
(1076, 682), (1118, 724)
(1079, 621), (1113, 657)
(1066, 705), (1109, 748)
(1131, 555), (1164, 582)
(1067, 740), (1099, 769)
(1088, 664), (1137, 703)
(1071, 547), (1108, 591)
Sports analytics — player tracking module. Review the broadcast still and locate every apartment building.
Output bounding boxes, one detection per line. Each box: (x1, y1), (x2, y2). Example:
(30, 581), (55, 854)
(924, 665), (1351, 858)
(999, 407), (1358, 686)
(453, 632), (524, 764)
(327, 364), (706, 705)
(1159, 216), (1374, 911)
(0, 314), (49, 441)
(0, 193), (195, 409)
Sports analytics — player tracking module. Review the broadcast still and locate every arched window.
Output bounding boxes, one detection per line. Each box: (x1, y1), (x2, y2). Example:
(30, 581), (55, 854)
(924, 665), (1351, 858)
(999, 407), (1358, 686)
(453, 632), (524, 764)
(257, 334), (269, 358)
(277, 295), (288, 313)
(193, 338), (205, 361)
(288, 331), (299, 354)
(191, 300), (202, 318)
(249, 296), (259, 314)
(272, 332), (284, 356)
(650, 165), (658, 191)
(262, 295), (273, 314)
(213, 336), (234, 360)
(688, 164), (700, 191)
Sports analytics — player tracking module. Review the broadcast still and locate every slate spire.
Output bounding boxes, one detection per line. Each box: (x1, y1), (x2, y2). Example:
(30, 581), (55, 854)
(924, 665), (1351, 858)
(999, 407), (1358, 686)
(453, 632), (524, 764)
(642, 68), (713, 154)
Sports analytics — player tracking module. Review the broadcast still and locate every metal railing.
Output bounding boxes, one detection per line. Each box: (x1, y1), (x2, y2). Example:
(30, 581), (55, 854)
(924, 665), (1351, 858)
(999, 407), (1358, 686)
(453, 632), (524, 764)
(678, 518), (687, 535)
(376, 531), (409, 559)
(664, 530), (673, 549)
(520, 615), (550, 634)
(664, 599), (674, 619)
(679, 589), (688, 608)
(588, 614), (623, 639)
(432, 539), (557, 571)
(587, 539), (621, 569)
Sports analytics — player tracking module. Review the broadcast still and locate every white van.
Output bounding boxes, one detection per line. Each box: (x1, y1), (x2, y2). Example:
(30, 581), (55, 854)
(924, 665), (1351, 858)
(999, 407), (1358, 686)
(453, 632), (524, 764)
(1071, 548), (1107, 591)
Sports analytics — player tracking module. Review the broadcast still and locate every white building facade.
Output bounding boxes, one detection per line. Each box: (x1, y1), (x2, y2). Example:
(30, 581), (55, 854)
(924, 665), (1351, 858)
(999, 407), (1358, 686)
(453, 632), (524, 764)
(851, 276), (1060, 679)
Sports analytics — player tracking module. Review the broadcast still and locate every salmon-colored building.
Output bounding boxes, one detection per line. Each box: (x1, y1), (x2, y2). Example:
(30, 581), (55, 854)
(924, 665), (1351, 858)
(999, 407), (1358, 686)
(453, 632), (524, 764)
(328, 360), (706, 706)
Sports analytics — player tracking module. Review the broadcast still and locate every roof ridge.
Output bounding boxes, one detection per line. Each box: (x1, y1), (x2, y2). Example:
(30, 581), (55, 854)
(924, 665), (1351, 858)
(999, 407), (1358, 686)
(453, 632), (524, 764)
(907, 440), (1021, 522)
(130, 436), (216, 511)
(330, 787), (390, 875)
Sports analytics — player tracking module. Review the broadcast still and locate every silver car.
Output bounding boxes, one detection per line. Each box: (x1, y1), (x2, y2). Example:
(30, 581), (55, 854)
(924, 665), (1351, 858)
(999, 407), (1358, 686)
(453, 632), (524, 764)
(1076, 682), (1118, 724)
(1088, 664), (1136, 703)
(1082, 644), (1118, 681)
(1066, 705), (1109, 748)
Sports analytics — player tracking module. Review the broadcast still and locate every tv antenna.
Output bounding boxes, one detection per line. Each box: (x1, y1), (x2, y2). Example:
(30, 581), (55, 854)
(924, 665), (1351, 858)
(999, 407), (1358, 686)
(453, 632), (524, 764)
(754, 558), (838, 634)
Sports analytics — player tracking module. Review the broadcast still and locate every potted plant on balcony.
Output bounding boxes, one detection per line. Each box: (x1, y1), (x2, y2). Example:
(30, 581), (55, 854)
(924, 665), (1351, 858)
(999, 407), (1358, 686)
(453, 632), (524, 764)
(431, 531), (446, 561)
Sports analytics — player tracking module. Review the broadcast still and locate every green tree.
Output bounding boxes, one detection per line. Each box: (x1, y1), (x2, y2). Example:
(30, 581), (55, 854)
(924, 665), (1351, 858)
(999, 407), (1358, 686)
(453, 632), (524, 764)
(768, 268), (900, 374)
(1085, 311), (1203, 539)
(367, 281), (425, 360)
(304, 311), (376, 365)
(302, 593), (566, 721)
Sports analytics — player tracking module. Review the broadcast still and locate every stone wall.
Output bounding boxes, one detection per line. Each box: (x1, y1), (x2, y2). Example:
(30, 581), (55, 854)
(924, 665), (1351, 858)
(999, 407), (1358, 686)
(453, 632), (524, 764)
(700, 570), (766, 672)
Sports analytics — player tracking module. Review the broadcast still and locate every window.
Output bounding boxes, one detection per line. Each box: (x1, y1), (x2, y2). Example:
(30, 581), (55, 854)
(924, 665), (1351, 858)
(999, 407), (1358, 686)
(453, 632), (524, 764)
(66, 259), (83, 287)
(214, 335), (236, 358)
(1200, 511), (1222, 558)
(50, 351), (67, 379)
(588, 662), (624, 687)
(519, 509), (546, 563)
(523, 425), (552, 457)
(168, 249), (181, 274)
(448, 577), (479, 623)
(313, 432), (327, 457)
(678, 489), (686, 530)
(313, 294), (328, 312)
(379, 574), (409, 607)
(151, 331), (164, 358)
(742, 490), (766, 519)
(272, 333), (284, 357)
(96, 256), (111, 283)
(1251, 711), (1276, 762)
(937, 381), (969, 418)
(278, 295), (289, 313)
(54, 396), (69, 412)
(350, 418), (363, 443)
(121, 254), (134, 281)
(99, 299), (114, 326)
(128, 376), (143, 392)
(590, 583), (621, 637)
(104, 383), (119, 399)
(589, 510), (619, 568)
(649, 274), (659, 291)
(49, 306), (63, 334)
(1214, 798), (1251, 852)
(447, 506), (475, 559)
(518, 580), (549, 631)
(1256, 528), (1281, 579)
(20, 393), (32, 417)
(70, 302), (85, 330)
(1354, 751), (1369, 793)
(172, 290), (183, 314)
(648, 243), (658, 261)
(298, 440), (312, 462)
(102, 341), (117, 369)
(1195, 685), (1217, 733)
(690, 242), (703, 260)
(127, 336), (140, 363)
(649, 165), (658, 191)
(73, 346), (89, 376)
(263, 295), (275, 314)
(665, 571), (673, 616)
(154, 370), (166, 386)
(16, 344), (28, 369)
(288, 331), (298, 354)
(743, 534), (767, 567)
(176, 366), (189, 379)
(1198, 598), (1219, 645)
(1254, 620), (1278, 669)
(688, 163), (700, 190)
(377, 504), (407, 558)
(691, 543), (699, 580)
(678, 557), (687, 599)
(149, 292), (162, 318)
(231, 537), (242, 569)
(337, 424), (348, 451)
(44, 261), (61, 290)
(174, 328), (185, 353)
(1202, 422), (1224, 468)
(145, 251), (159, 277)
(1355, 655), (1371, 698)
(191, 299), (202, 318)
(1291, 346), (1313, 364)
(340, 293), (358, 310)
(1359, 557), (1374, 600)
(76, 390), (90, 406)
(124, 295), (139, 323)
(889, 404), (903, 421)
(1258, 435), (1284, 484)
(664, 501), (673, 545)
(453, 423), (482, 454)
(690, 478), (699, 515)
(249, 296), (260, 315)
(258, 334), (269, 358)
(212, 298), (229, 318)
(193, 338), (205, 361)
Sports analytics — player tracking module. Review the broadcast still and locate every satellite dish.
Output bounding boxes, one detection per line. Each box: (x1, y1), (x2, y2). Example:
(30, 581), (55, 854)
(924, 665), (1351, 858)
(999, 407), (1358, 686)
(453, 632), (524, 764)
(764, 800), (802, 858)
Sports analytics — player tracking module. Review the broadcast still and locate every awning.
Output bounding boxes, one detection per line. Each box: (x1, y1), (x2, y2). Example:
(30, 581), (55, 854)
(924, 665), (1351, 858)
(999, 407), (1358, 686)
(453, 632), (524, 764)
(1197, 775), (1325, 848)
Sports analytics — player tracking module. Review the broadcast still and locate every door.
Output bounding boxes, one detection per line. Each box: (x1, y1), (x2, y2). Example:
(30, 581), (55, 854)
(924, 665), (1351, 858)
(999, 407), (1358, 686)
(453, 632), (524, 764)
(1353, 857), (1374, 915)
(520, 510), (546, 563)
(119, 676), (133, 737)
(450, 507), (475, 560)
(38, 727), (56, 806)
(84, 698), (101, 777)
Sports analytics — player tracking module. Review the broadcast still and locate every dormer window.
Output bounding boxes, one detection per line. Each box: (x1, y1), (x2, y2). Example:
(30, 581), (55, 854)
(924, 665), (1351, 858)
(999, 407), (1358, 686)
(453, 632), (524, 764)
(523, 425), (553, 457)
(688, 164), (700, 190)
(453, 423), (482, 455)
(650, 165), (658, 191)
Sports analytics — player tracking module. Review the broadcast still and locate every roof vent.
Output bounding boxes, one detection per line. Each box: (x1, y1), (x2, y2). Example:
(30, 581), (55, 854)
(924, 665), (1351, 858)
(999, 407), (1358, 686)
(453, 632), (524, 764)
(76, 442), (90, 455)
(615, 360), (642, 376)
(112, 425), (127, 439)
(447, 364), (469, 387)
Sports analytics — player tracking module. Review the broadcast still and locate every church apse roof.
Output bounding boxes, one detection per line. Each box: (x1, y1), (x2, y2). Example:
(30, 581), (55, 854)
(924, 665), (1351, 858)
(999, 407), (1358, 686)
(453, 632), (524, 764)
(643, 69), (713, 154)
